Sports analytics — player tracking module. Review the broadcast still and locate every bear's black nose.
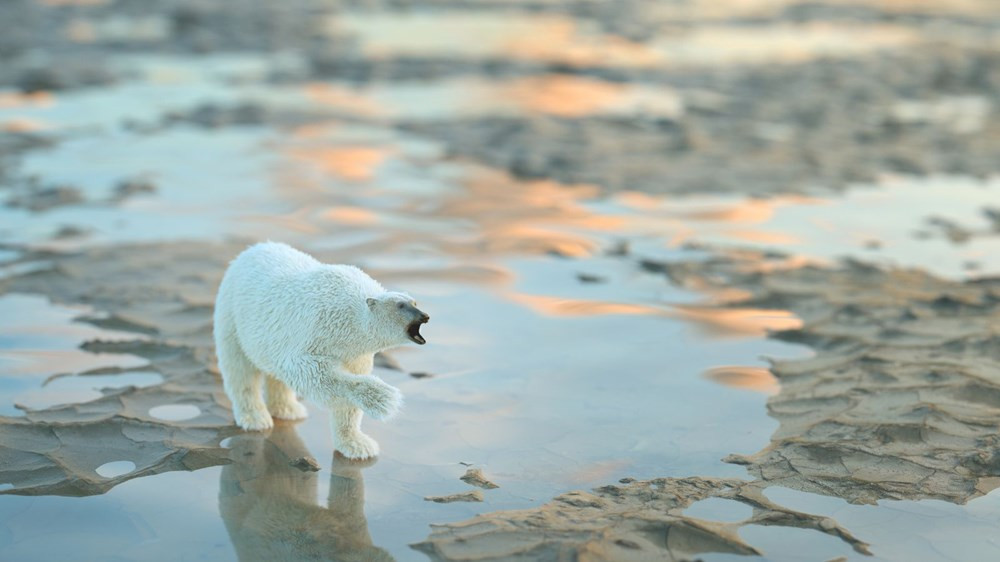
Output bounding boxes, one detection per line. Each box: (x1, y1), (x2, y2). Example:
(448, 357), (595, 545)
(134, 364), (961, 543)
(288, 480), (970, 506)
(421, 313), (430, 322)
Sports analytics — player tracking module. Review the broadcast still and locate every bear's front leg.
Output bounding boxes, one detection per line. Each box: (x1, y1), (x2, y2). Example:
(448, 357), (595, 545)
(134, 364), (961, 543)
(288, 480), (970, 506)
(284, 356), (402, 420)
(329, 397), (380, 459)
(265, 375), (308, 421)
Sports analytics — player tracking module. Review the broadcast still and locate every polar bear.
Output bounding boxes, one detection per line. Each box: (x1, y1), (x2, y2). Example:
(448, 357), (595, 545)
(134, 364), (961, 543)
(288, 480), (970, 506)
(213, 241), (429, 459)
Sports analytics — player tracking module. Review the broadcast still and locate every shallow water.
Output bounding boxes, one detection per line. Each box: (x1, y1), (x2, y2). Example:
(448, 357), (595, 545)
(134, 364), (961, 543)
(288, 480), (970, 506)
(0, 294), (150, 416)
(0, 57), (796, 557)
(2, 6), (1000, 562)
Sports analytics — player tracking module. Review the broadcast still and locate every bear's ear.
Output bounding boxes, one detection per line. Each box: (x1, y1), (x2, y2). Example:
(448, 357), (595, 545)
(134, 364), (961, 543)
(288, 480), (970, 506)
(366, 297), (377, 308)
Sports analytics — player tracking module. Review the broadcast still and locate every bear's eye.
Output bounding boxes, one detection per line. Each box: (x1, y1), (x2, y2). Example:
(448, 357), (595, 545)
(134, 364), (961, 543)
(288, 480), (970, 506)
(397, 303), (405, 309)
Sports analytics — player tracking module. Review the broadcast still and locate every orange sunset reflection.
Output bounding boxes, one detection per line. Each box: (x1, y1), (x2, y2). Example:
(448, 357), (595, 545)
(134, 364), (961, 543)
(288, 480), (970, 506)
(0, 91), (54, 108)
(702, 365), (780, 395)
(0, 350), (147, 378)
(285, 146), (390, 182)
(432, 173), (623, 258)
(503, 75), (630, 117)
(324, 206), (379, 226)
(671, 306), (802, 339)
(502, 19), (662, 68)
(506, 294), (665, 318)
(2, 119), (48, 133)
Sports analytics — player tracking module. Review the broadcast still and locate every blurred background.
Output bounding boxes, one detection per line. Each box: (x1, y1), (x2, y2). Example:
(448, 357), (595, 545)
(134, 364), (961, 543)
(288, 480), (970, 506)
(1, 1), (1000, 561)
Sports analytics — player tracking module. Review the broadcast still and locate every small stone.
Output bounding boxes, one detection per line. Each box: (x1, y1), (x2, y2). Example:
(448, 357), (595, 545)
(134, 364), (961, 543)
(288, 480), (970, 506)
(556, 491), (605, 508)
(639, 259), (669, 273)
(722, 454), (752, 465)
(606, 240), (630, 256)
(614, 538), (641, 549)
(460, 468), (499, 489)
(425, 490), (484, 503)
(8, 185), (84, 212)
(113, 179), (157, 201)
(53, 225), (88, 239)
(290, 456), (321, 472)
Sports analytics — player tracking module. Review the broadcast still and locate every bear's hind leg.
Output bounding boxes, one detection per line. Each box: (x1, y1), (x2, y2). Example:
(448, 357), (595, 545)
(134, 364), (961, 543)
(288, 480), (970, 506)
(218, 337), (273, 431)
(329, 397), (379, 459)
(266, 375), (308, 421)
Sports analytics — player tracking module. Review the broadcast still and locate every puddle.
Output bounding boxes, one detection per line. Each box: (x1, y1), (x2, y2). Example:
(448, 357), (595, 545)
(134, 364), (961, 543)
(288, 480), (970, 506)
(95, 461), (136, 479)
(0, 293), (149, 415)
(755, 487), (1000, 561)
(736, 524), (854, 561)
(148, 404), (201, 421)
(683, 497), (754, 523)
(13, 370), (161, 413)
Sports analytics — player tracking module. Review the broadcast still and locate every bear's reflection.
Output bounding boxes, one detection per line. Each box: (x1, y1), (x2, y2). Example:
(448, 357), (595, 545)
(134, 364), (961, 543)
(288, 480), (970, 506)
(219, 423), (393, 562)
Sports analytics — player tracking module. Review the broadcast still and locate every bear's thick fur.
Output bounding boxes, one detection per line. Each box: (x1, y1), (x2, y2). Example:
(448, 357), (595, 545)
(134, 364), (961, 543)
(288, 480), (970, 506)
(213, 242), (428, 459)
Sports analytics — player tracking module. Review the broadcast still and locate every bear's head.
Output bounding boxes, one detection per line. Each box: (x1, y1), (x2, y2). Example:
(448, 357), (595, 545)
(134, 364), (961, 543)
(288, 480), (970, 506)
(366, 292), (430, 346)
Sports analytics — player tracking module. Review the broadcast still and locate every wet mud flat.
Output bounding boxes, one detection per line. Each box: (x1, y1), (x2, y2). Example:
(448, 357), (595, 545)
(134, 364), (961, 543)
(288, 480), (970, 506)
(419, 252), (1000, 559)
(2, 0), (1000, 560)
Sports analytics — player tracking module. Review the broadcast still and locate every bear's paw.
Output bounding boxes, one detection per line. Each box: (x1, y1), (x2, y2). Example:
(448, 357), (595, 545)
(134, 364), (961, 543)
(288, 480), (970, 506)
(235, 408), (275, 432)
(354, 378), (403, 420)
(335, 432), (380, 460)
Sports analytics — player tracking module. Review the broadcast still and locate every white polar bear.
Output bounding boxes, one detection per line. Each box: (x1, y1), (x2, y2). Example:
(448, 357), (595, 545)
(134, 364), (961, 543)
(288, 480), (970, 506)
(213, 242), (429, 459)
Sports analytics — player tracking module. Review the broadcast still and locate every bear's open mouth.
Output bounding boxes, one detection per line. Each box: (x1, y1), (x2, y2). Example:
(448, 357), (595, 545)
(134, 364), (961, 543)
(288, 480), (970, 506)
(407, 318), (427, 345)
